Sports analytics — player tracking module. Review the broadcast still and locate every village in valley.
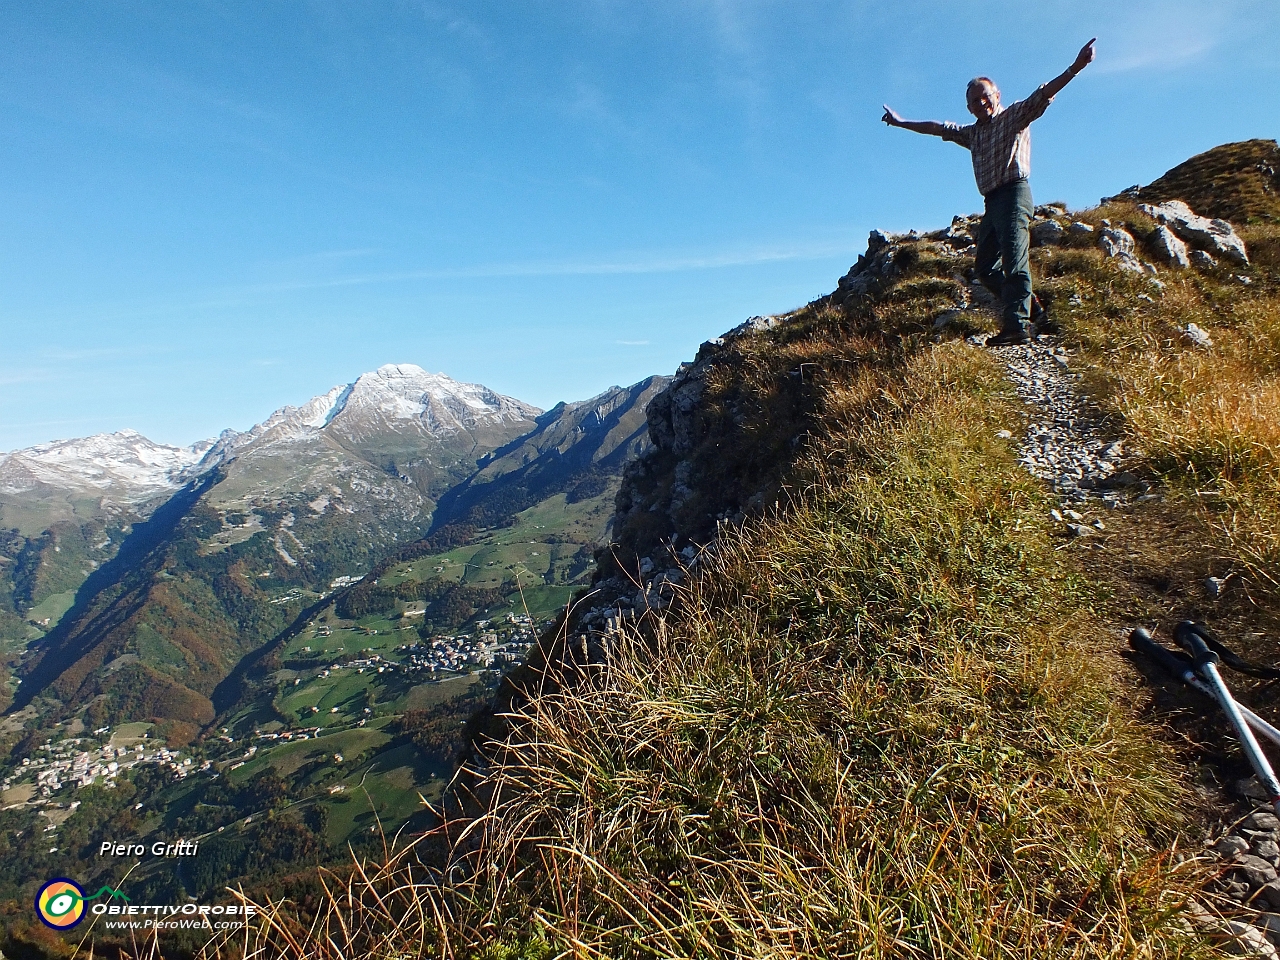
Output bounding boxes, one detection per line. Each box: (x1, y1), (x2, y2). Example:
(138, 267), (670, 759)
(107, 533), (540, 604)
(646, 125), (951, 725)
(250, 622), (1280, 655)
(0, 491), (603, 908)
(0, 598), (549, 864)
(3, 725), (199, 801)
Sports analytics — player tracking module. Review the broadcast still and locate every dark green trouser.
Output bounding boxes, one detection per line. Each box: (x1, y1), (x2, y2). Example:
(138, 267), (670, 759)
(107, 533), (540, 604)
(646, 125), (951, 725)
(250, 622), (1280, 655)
(974, 178), (1034, 333)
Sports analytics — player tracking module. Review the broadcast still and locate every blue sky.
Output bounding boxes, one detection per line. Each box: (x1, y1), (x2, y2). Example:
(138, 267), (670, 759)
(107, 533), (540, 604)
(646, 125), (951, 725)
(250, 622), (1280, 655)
(2, 1), (1277, 451)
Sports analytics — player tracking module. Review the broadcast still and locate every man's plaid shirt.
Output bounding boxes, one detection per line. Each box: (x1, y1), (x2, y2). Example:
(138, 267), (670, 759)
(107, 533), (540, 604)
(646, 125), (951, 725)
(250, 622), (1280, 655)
(941, 85), (1054, 197)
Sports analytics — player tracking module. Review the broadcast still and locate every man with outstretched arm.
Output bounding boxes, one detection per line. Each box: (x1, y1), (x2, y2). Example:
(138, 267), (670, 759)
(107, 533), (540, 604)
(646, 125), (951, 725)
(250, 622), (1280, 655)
(882, 39), (1096, 346)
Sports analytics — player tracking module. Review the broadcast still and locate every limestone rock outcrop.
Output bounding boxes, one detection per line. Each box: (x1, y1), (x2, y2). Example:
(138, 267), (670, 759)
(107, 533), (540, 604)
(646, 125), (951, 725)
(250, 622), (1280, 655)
(832, 230), (910, 303)
(1098, 223), (1153, 275)
(1030, 219), (1065, 246)
(1151, 224), (1191, 268)
(1139, 199), (1249, 265)
(1099, 223), (1135, 259)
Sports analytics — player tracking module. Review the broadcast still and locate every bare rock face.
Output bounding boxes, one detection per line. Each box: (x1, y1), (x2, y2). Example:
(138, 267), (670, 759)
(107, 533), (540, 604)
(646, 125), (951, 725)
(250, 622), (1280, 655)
(1151, 224), (1191, 268)
(943, 215), (977, 248)
(645, 375), (707, 458)
(1099, 224), (1135, 258)
(1098, 223), (1150, 275)
(1030, 219), (1065, 246)
(1139, 199), (1249, 265)
(832, 230), (910, 303)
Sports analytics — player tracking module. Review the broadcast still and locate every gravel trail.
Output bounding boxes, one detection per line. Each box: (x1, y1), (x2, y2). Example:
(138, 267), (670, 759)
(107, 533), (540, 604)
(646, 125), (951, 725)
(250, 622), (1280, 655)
(976, 335), (1137, 511)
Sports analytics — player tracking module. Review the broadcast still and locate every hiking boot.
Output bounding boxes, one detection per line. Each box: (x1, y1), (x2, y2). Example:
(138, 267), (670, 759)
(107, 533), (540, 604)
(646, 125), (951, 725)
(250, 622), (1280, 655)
(1029, 294), (1059, 336)
(986, 328), (1029, 347)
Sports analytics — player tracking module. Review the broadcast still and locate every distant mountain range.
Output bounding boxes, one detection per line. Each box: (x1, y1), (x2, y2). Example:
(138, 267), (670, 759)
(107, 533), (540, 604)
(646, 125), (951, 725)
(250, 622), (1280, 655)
(0, 365), (663, 739)
(1, 364), (543, 528)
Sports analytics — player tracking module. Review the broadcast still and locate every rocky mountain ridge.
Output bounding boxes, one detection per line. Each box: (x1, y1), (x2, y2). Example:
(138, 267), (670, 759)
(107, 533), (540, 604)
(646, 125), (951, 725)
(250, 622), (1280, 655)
(446, 139), (1280, 959)
(203, 363), (542, 462)
(429, 376), (670, 532)
(0, 365), (544, 647)
(2, 364), (541, 516)
(505, 140), (1277, 680)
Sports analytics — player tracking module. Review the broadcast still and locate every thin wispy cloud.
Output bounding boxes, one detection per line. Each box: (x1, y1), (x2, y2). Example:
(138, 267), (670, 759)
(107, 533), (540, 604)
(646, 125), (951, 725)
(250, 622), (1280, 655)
(561, 80), (712, 183)
(0, 370), (54, 386)
(413, 2), (493, 52)
(246, 239), (864, 293)
(27, 39), (284, 140)
(256, 248), (383, 272)
(1091, 8), (1221, 75)
(0, 416), (114, 434)
(310, 249), (382, 262)
(39, 235), (862, 328)
(706, 0), (754, 57)
(1093, 38), (1216, 75)
(65, 238), (865, 320)
(39, 345), (173, 362)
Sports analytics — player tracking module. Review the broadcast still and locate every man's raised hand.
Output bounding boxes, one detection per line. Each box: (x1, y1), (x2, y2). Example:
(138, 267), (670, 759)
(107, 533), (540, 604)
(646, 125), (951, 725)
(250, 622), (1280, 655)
(1073, 38), (1096, 74)
(881, 105), (903, 127)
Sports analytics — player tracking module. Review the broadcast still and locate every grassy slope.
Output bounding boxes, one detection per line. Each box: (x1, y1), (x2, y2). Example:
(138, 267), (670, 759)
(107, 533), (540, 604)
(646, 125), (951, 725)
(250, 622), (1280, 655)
(205, 150), (1277, 958)
(429, 293), (1204, 958)
(1049, 212), (1280, 825)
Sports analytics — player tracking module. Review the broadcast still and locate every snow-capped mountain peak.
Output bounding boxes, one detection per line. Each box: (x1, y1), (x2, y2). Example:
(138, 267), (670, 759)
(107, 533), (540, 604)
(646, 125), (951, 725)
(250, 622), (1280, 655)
(337, 364), (542, 432)
(0, 430), (213, 500)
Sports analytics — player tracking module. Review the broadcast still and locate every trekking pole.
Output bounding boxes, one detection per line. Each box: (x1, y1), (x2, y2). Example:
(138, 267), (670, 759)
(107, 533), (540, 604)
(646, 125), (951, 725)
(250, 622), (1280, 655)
(1172, 621), (1280, 814)
(1129, 628), (1280, 750)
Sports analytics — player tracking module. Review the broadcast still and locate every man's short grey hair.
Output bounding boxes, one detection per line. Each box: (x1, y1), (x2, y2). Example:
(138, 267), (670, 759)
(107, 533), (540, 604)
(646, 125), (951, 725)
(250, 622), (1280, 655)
(968, 76), (996, 94)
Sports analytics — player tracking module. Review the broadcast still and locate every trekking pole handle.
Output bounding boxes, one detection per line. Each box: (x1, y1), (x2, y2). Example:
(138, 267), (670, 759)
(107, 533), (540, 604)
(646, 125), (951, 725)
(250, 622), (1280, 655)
(1130, 628), (1280, 751)
(1177, 626), (1220, 668)
(1129, 628), (1197, 682)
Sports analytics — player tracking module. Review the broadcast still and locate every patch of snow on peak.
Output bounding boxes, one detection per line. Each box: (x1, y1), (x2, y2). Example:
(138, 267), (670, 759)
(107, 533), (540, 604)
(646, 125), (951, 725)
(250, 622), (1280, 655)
(301, 384), (353, 429)
(188, 364), (542, 467)
(0, 430), (215, 498)
(375, 363), (428, 379)
(210, 381), (356, 456)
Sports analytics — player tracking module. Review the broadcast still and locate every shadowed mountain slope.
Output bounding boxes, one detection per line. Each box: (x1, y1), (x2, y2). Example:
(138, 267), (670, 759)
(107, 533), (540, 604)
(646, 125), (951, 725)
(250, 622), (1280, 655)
(428, 376), (670, 532)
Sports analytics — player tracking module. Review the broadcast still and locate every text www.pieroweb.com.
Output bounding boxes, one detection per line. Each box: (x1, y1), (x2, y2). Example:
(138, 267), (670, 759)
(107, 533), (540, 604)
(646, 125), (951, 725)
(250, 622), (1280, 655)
(95, 903), (256, 930)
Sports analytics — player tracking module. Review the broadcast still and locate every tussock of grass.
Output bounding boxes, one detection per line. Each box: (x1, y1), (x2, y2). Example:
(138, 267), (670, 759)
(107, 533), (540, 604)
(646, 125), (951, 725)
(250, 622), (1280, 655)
(1129, 139), (1280, 226)
(212, 331), (1207, 959)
